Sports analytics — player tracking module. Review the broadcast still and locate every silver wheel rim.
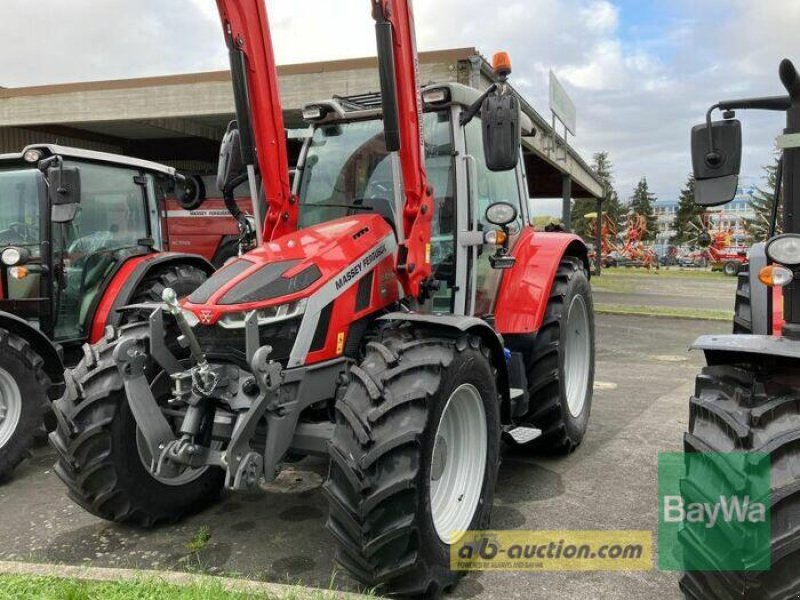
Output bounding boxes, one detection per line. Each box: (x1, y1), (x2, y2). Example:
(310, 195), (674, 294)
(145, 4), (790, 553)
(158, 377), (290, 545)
(565, 294), (591, 418)
(0, 367), (22, 449)
(430, 383), (487, 545)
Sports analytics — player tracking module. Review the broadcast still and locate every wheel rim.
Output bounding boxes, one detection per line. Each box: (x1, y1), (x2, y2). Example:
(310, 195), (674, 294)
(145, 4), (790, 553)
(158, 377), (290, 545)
(430, 383), (487, 545)
(135, 371), (211, 487)
(564, 294), (591, 418)
(0, 367), (22, 449)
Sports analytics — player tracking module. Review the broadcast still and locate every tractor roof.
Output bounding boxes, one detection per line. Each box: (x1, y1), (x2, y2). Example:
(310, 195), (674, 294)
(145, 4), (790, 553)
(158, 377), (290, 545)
(0, 144), (177, 177)
(304, 82), (534, 133)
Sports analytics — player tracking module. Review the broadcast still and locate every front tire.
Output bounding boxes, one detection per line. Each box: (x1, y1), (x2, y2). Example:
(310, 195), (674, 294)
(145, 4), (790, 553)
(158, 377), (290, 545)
(723, 260), (741, 277)
(0, 330), (50, 481)
(680, 364), (800, 599)
(510, 257), (595, 454)
(324, 324), (501, 596)
(49, 325), (224, 526)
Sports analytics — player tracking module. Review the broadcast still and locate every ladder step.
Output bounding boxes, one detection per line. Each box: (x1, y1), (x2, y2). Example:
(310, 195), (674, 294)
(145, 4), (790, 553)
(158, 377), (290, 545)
(505, 425), (542, 445)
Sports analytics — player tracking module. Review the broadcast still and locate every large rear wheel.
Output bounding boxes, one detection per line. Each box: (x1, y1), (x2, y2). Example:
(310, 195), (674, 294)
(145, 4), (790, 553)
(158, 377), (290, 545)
(680, 364), (800, 599)
(509, 257), (595, 454)
(324, 324), (501, 596)
(0, 330), (50, 481)
(49, 325), (224, 526)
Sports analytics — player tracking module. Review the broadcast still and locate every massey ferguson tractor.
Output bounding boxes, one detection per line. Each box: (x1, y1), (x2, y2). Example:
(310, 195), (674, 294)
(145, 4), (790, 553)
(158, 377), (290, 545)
(50, 0), (596, 595)
(681, 59), (800, 599)
(0, 144), (254, 480)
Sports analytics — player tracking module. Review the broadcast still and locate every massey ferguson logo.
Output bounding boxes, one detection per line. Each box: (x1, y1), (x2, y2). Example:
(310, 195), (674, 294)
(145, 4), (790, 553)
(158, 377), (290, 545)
(199, 310), (213, 325)
(335, 244), (388, 291)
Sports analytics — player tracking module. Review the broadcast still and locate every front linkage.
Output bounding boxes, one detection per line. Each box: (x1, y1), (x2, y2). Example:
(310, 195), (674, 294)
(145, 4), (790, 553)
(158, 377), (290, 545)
(116, 288), (319, 491)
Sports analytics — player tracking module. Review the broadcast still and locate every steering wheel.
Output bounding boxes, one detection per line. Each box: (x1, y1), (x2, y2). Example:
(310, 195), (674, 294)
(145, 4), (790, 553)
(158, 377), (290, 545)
(7, 222), (34, 242)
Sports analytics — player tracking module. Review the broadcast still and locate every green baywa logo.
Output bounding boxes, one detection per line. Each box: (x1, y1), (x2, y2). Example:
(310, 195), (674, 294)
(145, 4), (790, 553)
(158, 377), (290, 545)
(663, 494), (766, 529)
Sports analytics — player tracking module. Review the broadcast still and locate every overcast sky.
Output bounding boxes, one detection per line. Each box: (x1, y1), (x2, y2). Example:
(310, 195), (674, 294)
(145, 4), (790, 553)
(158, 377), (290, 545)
(1, 0), (798, 203)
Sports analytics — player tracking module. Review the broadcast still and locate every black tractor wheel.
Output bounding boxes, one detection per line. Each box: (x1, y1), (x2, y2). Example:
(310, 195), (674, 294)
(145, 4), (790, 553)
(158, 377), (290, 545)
(679, 364), (800, 599)
(509, 257), (595, 454)
(120, 264), (208, 325)
(733, 269), (753, 334)
(723, 260), (741, 277)
(0, 330), (50, 481)
(324, 323), (501, 597)
(49, 325), (224, 526)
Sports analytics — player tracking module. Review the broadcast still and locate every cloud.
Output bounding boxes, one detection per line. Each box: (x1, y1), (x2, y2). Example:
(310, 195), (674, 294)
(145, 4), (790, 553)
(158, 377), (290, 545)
(0, 0), (797, 202)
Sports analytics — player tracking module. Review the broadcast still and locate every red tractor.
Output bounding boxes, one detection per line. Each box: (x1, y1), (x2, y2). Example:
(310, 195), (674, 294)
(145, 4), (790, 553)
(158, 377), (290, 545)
(680, 60), (800, 598)
(0, 144), (252, 480)
(50, 0), (596, 595)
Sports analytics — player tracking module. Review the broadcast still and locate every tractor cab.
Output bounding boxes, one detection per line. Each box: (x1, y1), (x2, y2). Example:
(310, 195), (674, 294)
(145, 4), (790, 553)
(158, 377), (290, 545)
(0, 144), (180, 342)
(296, 83), (536, 315)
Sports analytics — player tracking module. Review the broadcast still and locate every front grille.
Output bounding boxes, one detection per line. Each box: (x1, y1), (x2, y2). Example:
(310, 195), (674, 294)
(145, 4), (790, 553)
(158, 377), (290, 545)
(193, 317), (301, 368)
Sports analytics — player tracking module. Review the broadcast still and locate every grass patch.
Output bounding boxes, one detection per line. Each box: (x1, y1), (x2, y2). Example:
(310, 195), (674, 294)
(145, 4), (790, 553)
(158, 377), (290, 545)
(599, 267), (729, 280)
(0, 574), (264, 600)
(596, 303), (733, 322)
(186, 526), (212, 554)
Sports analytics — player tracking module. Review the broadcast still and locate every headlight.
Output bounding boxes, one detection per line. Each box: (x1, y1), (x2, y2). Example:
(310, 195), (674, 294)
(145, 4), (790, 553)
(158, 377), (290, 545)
(23, 149), (42, 163)
(2, 247), (22, 266)
(766, 234), (800, 267)
(218, 298), (307, 329)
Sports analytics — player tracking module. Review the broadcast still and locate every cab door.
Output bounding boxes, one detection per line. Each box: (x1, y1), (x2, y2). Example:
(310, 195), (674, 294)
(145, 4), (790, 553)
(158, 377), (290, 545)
(462, 115), (526, 318)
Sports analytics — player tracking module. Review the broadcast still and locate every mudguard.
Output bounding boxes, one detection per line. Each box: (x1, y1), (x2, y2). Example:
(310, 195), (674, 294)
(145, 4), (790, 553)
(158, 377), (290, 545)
(378, 312), (510, 403)
(494, 230), (589, 334)
(693, 334), (800, 364)
(0, 310), (64, 394)
(89, 252), (214, 343)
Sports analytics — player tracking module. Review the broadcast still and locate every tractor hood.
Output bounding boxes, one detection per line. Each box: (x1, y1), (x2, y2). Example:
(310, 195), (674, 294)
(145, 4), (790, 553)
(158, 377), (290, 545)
(182, 213), (396, 326)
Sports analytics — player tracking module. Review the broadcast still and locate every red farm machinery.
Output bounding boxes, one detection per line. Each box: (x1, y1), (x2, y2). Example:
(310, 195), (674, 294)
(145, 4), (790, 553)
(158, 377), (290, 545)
(49, 0), (596, 595)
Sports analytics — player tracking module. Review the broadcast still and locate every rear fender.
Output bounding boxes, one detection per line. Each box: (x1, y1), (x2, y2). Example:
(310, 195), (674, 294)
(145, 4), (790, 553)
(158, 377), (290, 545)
(495, 230), (589, 334)
(90, 252), (214, 343)
(693, 334), (800, 365)
(0, 310), (64, 394)
(378, 312), (510, 410)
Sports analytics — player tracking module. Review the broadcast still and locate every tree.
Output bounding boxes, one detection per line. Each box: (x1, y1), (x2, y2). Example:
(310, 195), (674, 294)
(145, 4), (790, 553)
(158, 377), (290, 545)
(745, 158), (782, 242)
(629, 177), (658, 241)
(671, 174), (704, 244)
(571, 151), (623, 241)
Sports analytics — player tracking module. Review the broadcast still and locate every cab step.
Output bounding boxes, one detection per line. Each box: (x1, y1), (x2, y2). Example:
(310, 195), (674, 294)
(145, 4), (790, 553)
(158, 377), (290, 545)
(504, 425), (543, 445)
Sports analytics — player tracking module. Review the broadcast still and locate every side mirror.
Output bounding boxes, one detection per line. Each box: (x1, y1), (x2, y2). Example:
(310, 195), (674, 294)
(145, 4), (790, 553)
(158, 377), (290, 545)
(176, 174), (206, 211)
(691, 119), (742, 206)
(47, 165), (81, 223)
(481, 90), (521, 172)
(217, 121), (245, 193)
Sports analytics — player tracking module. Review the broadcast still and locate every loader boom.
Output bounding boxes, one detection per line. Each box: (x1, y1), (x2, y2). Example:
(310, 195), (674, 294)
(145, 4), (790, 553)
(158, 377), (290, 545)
(215, 0), (433, 299)
(216, 0), (294, 241)
(372, 0), (434, 298)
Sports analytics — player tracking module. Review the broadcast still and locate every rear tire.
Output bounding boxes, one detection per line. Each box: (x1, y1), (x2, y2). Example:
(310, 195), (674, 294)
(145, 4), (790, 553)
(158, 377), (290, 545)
(324, 324), (501, 596)
(120, 264), (208, 325)
(49, 325), (224, 526)
(723, 260), (741, 277)
(0, 330), (50, 481)
(679, 364), (800, 599)
(510, 257), (595, 454)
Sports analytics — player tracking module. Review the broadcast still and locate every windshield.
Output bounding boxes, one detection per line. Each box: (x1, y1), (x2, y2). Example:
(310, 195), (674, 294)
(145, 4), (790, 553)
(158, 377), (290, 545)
(0, 169), (41, 255)
(297, 110), (456, 311)
(298, 111), (455, 238)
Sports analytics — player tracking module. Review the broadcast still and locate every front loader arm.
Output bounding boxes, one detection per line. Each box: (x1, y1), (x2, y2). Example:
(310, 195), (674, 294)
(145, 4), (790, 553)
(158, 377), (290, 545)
(216, 0), (295, 241)
(372, 0), (434, 299)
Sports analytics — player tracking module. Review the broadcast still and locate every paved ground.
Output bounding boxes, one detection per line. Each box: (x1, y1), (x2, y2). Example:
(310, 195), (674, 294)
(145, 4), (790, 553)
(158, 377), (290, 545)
(0, 273), (734, 599)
